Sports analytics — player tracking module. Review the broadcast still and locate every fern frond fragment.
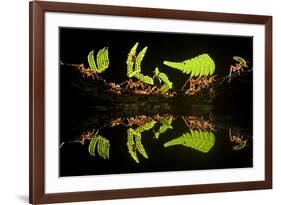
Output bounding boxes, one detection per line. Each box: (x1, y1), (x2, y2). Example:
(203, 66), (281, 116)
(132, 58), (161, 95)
(154, 117), (173, 139)
(87, 47), (109, 74)
(126, 42), (154, 85)
(233, 56), (247, 67)
(127, 120), (156, 163)
(153, 67), (173, 93)
(88, 135), (110, 159)
(164, 53), (215, 77)
(164, 130), (215, 153)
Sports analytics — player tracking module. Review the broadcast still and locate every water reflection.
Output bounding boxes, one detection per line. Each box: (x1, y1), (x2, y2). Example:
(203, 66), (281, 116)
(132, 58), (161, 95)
(228, 128), (248, 151)
(88, 135), (110, 159)
(154, 117), (173, 139)
(62, 114), (250, 164)
(181, 116), (215, 131)
(127, 121), (156, 163)
(164, 130), (215, 153)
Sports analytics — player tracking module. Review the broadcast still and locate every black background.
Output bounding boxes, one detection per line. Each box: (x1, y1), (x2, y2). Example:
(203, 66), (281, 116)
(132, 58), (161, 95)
(59, 27), (253, 177)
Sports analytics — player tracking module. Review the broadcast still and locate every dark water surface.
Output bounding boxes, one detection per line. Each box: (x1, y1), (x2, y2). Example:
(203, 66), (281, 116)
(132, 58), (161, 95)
(60, 114), (252, 177)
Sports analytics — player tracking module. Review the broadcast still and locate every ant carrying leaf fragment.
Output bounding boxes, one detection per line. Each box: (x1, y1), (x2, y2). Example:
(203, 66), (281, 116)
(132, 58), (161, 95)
(228, 56), (249, 82)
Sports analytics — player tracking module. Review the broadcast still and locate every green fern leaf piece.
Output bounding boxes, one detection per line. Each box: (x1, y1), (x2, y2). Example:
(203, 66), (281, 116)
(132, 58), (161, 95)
(132, 47), (154, 85)
(126, 42), (139, 78)
(127, 128), (140, 163)
(233, 56), (248, 67)
(164, 53), (215, 77)
(87, 50), (98, 73)
(88, 135), (110, 159)
(159, 72), (172, 86)
(97, 136), (110, 159)
(160, 117), (173, 128)
(154, 117), (173, 139)
(233, 140), (248, 151)
(181, 60), (191, 74)
(159, 84), (169, 93)
(197, 56), (206, 77)
(154, 67), (173, 93)
(88, 47), (110, 74)
(194, 57), (201, 76)
(127, 121), (156, 163)
(163, 61), (183, 73)
(126, 43), (155, 85)
(88, 135), (99, 156)
(134, 72), (154, 85)
(201, 54), (212, 75)
(96, 47), (109, 73)
(135, 47), (147, 73)
(135, 132), (148, 159)
(135, 120), (156, 133)
(164, 130), (215, 153)
(207, 55), (216, 75)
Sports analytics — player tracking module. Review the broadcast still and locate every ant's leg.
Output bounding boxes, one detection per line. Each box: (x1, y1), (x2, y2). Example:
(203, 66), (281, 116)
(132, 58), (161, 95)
(140, 82), (145, 90)
(229, 128), (234, 142)
(240, 135), (244, 142)
(151, 86), (157, 92)
(185, 88), (190, 95)
(120, 80), (128, 86)
(181, 78), (190, 91)
(228, 65), (234, 77)
(94, 73), (99, 79)
(228, 65), (235, 82)
(181, 116), (189, 128)
(90, 73), (95, 80)
(125, 80), (132, 89)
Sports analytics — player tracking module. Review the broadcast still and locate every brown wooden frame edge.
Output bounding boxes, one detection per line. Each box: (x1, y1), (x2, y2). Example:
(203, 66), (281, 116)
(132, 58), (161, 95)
(29, 1), (272, 204)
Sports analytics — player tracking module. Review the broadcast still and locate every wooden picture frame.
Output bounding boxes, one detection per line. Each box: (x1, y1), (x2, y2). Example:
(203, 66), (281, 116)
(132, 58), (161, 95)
(29, 1), (272, 204)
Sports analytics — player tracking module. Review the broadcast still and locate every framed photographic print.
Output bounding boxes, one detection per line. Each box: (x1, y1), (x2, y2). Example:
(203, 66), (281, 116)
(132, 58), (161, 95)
(29, 1), (272, 204)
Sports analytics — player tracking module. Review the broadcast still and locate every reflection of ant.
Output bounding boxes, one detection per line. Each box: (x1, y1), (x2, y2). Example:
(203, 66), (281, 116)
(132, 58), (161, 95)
(228, 128), (248, 150)
(75, 129), (99, 145)
(182, 116), (215, 131)
(59, 129), (99, 148)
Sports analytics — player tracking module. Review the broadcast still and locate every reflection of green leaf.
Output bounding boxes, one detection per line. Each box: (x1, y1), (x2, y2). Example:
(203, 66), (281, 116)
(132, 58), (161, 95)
(127, 128), (139, 163)
(164, 130), (215, 153)
(88, 135), (99, 156)
(154, 117), (173, 139)
(135, 120), (156, 133)
(97, 137), (110, 159)
(135, 132), (148, 159)
(233, 140), (247, 151)
(88, 135), (110, 159)
(127, 120), (155, 163)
